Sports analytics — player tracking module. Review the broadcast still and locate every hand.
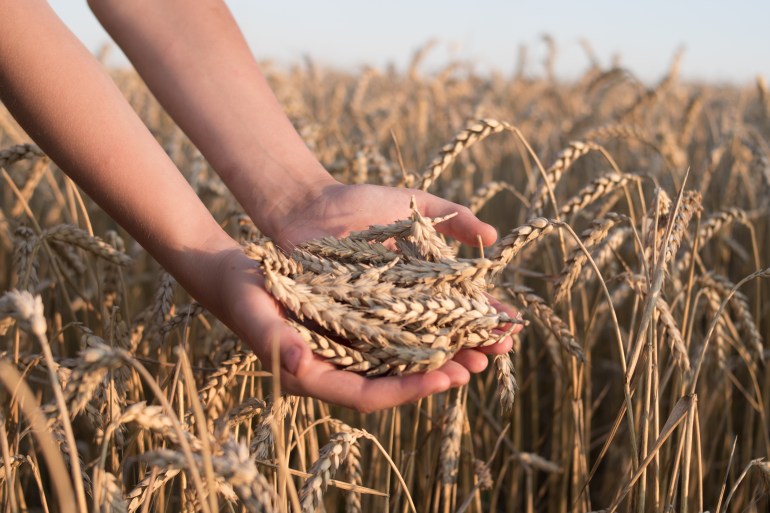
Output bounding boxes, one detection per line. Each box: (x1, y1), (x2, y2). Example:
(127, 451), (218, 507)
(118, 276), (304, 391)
(224, 183), (517, 412)
(269, 182), (499, 250)
(217, 248), (516, 413)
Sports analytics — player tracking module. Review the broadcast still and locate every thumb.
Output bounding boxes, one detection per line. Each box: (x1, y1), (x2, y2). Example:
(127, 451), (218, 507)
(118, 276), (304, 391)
(423, 196), (498, 246)
(267, 321), (311, 376)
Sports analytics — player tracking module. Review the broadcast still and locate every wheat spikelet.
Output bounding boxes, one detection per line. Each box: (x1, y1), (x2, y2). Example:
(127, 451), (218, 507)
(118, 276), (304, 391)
(136, 449), (237, 512)
(199, 351), (259, 411)
(673, 206), (750, 276)
(505, 286), (585, 362)
(40, 225), (132, 266)
(289, 319), (388, 375)
(95, 470), (128, 513)
(680, 94), (702, 145)
(418, 118), (511, 191)
(299, 428), (366, 513)
(440, 393), (464, 485)
(343, 438), (363, 513)
(403, 196), (456, 261)
(494, 352), (516, 413)
(295, 273), (513, 336)
(702, 286), (728, 370)
(661, 190), (702, 266)
(345, 211), (457, 244)
(50, 239), (87, 275)
(583, 123), (653, 143)
(11, 159), (47, 217)
(622, 51), (681, 121)
(126, 468), (181, 513)
(64, 341), (124, 417)
(251, 395), (297, 461)
(530, 141), (601, 214)
(0, 455), (24, 483)
(490, 217), (558, 269)
(697, 207), (748, 246)
(11, 226), (38, 290)
(0, 290), (46, 337)
(407, 38), (438, 81)
(553, 213), (626, 303)
(587, 226), (631, 279)
(159, 302), (205, 335)
(0, 143), (44, 167)
(213, 398), (266, 439)
(352, 144), (397, 186)
(79, 330), (131, 426)
(230, 212), (260, 243)
(376, 258), (494, 294)
(115, 401), (175, 436)
(350, 66), (377, 114)
(262, 266), (452, 367)
(558, 173), (640, 218)
(700, 273), (763, 360)
(655, 297), (690, 370)
(298, 236), (398, 265)
(513, 452), (563, 474)
(148, 271), (175, 329)
(582, 66), (631, 95)
(468, 181), (520, 214)
(37, 403), (93, 494)
(214, 441), (277, 513)
(100, 230), (126, 311)
(245, 240), (304, 275)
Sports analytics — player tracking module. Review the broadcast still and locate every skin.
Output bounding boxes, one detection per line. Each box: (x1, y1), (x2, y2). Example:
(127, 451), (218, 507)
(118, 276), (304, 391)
(0, 0), (521, 412)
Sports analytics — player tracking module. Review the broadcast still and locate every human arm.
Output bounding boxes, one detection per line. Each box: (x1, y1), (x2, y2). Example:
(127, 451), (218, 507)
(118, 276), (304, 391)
(86, 0), (500, 248)
(89, 0), (522, 400)
(0, 0), (509, 412)
(87, 0), (517, 359)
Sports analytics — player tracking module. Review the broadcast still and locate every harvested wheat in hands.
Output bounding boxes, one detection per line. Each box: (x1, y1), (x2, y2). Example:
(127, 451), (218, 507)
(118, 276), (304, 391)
(244, 198), (525, 377)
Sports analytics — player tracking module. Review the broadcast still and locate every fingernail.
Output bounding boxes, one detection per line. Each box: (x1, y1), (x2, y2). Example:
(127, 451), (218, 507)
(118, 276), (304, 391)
(281, 346), (302, 374)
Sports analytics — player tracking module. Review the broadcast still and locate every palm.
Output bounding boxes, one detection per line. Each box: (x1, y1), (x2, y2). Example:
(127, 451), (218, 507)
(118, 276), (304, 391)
(272, 183), (497, 249)
(227, 183), (517, 412)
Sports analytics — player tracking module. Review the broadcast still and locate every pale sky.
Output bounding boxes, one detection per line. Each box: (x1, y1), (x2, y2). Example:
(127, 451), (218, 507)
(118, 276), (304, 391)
(49, 1), (769, 85)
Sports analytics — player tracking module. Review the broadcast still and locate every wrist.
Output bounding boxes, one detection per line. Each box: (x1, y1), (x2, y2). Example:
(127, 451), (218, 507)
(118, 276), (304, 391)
(229, 156), (339, 241)
(160, 228), (242, 318)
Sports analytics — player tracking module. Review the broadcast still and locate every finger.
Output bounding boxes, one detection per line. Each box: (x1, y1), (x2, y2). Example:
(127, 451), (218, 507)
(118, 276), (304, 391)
(233, 286), (314, 376)
(452, 349), (489, 373)
(436, 360), (471, 387)
(284, 363), (452, 413)
(417, 194), (498, 246)
(243, 318), (312, 376)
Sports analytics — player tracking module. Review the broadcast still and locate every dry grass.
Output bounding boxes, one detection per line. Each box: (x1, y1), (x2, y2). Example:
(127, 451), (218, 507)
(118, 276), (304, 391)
(1, 41), (769, 512)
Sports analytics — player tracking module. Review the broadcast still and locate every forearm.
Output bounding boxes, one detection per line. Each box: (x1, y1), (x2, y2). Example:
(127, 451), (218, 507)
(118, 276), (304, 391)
(0, 0), (237, 316)
(89, 0), (336, 239)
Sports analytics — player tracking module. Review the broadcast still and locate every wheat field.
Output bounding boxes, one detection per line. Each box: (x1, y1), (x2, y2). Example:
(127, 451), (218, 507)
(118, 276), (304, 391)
(1, 44), (769, 512)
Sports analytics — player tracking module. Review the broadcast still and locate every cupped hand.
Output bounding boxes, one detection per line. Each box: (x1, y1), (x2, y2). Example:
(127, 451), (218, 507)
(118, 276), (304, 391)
(269, 182), (498, 250)
(216, 248), (500, 412)
(226, 183), (521, 412)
